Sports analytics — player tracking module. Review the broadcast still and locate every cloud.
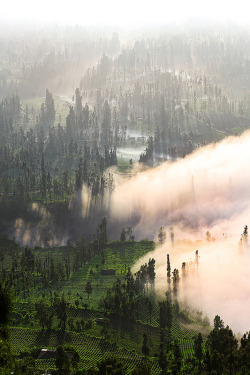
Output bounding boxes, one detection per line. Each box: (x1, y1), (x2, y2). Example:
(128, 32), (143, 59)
(111, 130), (250, 333)
(111, 131), (250, 242)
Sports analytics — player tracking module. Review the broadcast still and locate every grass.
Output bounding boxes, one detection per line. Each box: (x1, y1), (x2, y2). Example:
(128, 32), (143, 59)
(58, 241), (155, 309)
(117, 159), (133, 174)
(21, 95), (71, 129)
(10, 240), (155, 312)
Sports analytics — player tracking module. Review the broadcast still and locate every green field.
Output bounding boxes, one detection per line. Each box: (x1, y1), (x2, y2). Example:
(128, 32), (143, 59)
(4, 239), (211, 374)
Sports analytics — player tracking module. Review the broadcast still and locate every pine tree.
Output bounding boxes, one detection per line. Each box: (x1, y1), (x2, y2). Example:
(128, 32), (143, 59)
(142, 333), (149, 356)
(85, 281), (93, 305)
(194, 332), (203, 367)
(158, 226), (166, 244)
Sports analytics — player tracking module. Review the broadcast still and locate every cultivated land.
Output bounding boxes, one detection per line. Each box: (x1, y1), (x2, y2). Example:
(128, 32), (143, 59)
(3, 239), (209, 373)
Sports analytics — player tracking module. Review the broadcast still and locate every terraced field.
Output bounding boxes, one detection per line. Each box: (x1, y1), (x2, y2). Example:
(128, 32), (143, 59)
(10, 327), (162, 373)
(8, 240), (209, 373)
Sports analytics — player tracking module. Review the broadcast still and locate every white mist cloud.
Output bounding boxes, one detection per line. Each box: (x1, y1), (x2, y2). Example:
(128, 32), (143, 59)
(132, 239), (250, 334)
(1, 0), (250, 27)
(11, 203), (68, 247)
(111, 131), (250, 241)
(111, 130), (250, 333)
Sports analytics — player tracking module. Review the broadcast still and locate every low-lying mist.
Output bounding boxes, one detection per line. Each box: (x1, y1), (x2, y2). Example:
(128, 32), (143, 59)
(9, 130), (250, 332)
(111, 130), (250, 241)
(132, 239), (250, 334)
(11, 129), (250, 249)
(110, 130), (250, 333)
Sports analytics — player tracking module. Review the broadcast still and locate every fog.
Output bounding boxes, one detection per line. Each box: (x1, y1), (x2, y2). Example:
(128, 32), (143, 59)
(12, 203), (69, 247)
(8, 117), (250, 333)
(111, 131), (250, 242)
(116, 147), (146, 161)
(1, 0), (250, 28)
(2, 0), (250, 356)
(132, 237), (250, 334)
(12, 130), (250, 250)
(109, 130), (250, 333)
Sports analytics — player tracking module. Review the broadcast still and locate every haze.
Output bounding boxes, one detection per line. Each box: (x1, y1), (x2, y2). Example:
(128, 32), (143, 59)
(111, 131), (250, 241)
(108, 131), (250, 333)
(1, 4), (250, 371)
(1, 0), (250, 27)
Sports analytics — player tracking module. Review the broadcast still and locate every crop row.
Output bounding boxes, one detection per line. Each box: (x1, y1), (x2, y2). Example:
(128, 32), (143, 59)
(9, 327), (161, 373)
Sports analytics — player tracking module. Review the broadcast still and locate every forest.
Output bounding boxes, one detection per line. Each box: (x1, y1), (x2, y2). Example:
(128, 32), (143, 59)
(0, 17), (250, 374)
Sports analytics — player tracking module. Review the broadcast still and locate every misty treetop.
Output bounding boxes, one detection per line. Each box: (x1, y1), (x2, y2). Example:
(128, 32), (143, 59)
(1, 25), (250, 213)
(0, 91), (119, 207)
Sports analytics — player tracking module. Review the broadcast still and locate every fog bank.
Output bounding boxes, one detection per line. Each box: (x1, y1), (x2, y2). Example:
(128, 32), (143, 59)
(111, 131), (250, 242)
(113, 130), (250, 333)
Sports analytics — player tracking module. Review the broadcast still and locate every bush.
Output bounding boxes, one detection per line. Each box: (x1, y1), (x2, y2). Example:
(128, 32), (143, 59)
(178, 311), (192, 324)
(85, 319), (93, 329)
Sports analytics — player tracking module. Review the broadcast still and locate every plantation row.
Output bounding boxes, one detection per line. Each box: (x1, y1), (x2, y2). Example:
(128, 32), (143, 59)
(9, 327), (162, 373)
(2, 237), (250, 374)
